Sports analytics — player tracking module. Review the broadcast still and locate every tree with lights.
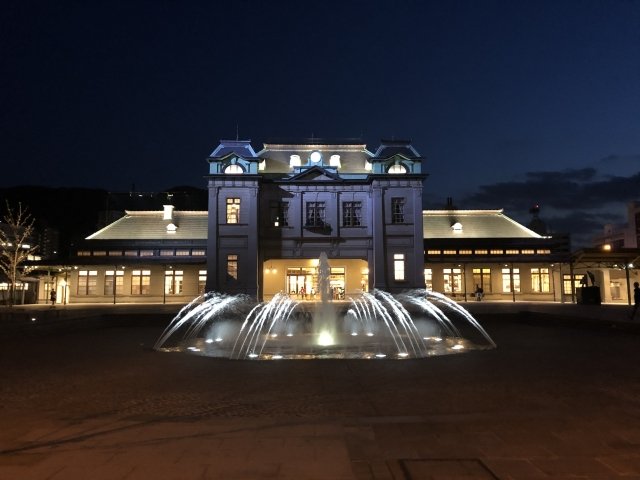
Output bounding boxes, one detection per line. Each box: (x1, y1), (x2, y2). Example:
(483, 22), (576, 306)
(0, 202), (38, 306)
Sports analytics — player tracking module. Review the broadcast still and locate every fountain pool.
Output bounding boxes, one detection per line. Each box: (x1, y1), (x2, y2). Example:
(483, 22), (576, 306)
(154, 288), (496, 360)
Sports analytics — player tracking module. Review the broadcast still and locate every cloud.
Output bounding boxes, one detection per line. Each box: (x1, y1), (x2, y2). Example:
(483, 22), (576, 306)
(458, 163), (640, 247)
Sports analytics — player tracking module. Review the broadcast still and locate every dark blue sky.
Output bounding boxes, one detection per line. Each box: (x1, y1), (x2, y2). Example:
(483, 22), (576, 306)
(1, 0), (639, 245)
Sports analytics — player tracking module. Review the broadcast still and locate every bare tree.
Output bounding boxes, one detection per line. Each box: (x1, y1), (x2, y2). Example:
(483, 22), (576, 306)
(0, 202), (38, 306)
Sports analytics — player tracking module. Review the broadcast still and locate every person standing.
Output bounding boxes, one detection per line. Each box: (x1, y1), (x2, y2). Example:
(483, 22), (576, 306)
(50, 289), (57, 306)
(631, 282), (640, 320)
(475, 284), (484, 301)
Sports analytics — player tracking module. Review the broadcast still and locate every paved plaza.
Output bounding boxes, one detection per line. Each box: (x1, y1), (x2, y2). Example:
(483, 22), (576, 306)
(1, 303), (640, 479)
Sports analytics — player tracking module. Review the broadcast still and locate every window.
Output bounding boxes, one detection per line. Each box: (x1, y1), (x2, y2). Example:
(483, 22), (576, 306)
(108, 250), (122, 256)
(140, 250), (154, 257)
(223, 164), (243, 174)
(505, 249), (519, 255)
(192, 249), (206, 256)
(342, 202), (362, 227)
(77, 270), (97, 295)
(125, 250), (138, 256)
(388, 164), (407, 174)
(475, 249), (488, 255)
(472, 268), (491, 293)
(459, 250), (472, 255)
(427, 249), (441, 255)
(443, 268), (462, 294)
(164, 270), (184, 295)
(501, 268), (521, 293)
(563, 274), (581, 295)
(77, 251), (90, 256)
(104, 270), (124, 295)
(424, 268), (433, 291)
(270, 201), (289, 227)
(443, 250), (456, 255)
(227, 254), (238, 281)
(226, 198), (241, 224)
(198, 270), (207, 294)
(131, 270), (151, 295)
(537, 249), (551, 254)
(393, 254), (405, 281)
(522, 249), (535, 255)
(306, 202), (326, 227)
(160, 249), (174, 256)
(391, 198), (405, 224)
(531, 267), (550, 293)
(175, 249), (190, 256)
(93, 251), (106, 256)
(490, 249), (503, 255)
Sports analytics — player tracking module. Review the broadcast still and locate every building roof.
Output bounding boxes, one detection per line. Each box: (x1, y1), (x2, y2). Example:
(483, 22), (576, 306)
(209, 140), (258, 159)
(258, 141), (372, 174)
(371, 139), (422, 160)
(86, 211), (208, 240)
(423, 209), (543, 239)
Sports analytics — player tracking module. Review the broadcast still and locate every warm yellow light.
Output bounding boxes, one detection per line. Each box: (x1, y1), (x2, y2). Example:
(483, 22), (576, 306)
(603, 244), (612, 251)
(311, 259), (319, 267)
(361, 268), (369, 275)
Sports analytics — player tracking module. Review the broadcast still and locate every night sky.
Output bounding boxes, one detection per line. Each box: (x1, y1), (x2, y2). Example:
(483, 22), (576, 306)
(1, 0), (639, 246)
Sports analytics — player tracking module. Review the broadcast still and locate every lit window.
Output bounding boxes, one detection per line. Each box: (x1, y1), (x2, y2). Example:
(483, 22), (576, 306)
(490, 249), (503, 255)
(104, 270), (124, 295)
(475, 249), (488, 255)
(289, 155), (301, 167)
(424, 268), (433, 291)
(223, 164), (244, 174)
(451, 222), (463, 233)
(125, 250), (138, 256)
(227, 254), (238, 281)
(393, 253), (405, 281)
(93, 251), (106, 256)
(306, 202), (326, 227)
(342, 202), (362, 227)
(77, 251), (90, 256)
(563, 274), (581, 295)
(329, 155), (341, 168)
(388, 164), (407, 174)
(505, 249), (519, 255)
(108, 250), (122, 256)
(472, 268), (491, 293)
(131, 270), (151, 295)
(537, 249), (551, 254)
(192, 249), (206, 256)
(160, 249), (174, 256)
(427, 249), (441, 255)
(522, 249), (535, 254)
(459, 249), (472, 255)
(443, 250), (457, 255)
(175, 249), (190, 256)
(164, 270), (184, 295)
(140, 250), (154, 256)
(198, 270), (207, 294)
(443, 268), (462, 294)
(77, 270), (98, 295)
(531, 267), (550, 293)
(226, 198), (240, 224)
(391, 198), (405, 224)
(501, 268), (521, 293)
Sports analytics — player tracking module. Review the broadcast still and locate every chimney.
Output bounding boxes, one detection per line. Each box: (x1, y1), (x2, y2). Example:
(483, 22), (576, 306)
(163, 205), (174, 221)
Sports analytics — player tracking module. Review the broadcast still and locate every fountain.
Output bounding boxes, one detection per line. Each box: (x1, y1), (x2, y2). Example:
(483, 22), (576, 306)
(155, 254), (496, 360)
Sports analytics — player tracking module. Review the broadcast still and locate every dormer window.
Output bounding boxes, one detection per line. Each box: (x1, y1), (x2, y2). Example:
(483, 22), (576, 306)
(289, 155), (301, 167)
(388, 164), (407, 174)
(365, 160), (372, 171)
(223, 164), (244, 174)
(451, 222), (463, 233)
(329, 155), (341, 168)
(166, 223), (178, 234)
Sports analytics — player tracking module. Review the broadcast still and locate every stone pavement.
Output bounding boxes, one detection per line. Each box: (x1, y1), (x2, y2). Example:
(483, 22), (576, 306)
(1, 304), (640, 479)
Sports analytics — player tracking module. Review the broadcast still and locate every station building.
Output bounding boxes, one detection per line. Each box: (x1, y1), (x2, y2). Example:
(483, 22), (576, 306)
(34, 138), (594, 305)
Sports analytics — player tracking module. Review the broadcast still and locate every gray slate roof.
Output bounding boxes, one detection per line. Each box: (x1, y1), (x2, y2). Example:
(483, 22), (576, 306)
(87, 211), (208, 240)
(423, 210), (542, 239)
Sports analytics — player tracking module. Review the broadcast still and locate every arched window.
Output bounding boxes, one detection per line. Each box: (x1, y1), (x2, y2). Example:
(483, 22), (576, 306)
(388, 164), (407, 174)
(223, 164), (244, 174)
